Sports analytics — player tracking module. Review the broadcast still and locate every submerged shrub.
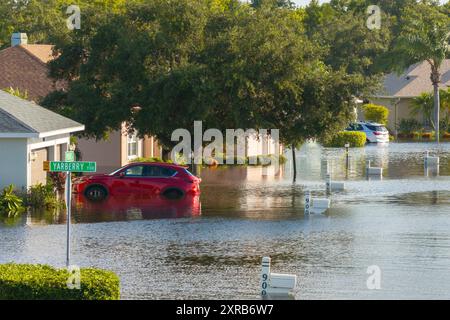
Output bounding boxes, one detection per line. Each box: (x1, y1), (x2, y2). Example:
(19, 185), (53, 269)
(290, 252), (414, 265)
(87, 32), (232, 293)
(26, 183), (62, 209)
(323, 131), (366, 148)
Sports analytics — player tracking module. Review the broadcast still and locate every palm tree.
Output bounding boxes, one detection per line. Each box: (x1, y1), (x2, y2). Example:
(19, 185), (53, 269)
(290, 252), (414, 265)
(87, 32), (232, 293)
(411, 92), (434, 129)
(388, 3), (449, 143)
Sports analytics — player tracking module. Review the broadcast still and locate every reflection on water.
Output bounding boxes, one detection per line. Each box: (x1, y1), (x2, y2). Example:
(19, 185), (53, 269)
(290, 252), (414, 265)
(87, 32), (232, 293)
(2, 142), (450, 299)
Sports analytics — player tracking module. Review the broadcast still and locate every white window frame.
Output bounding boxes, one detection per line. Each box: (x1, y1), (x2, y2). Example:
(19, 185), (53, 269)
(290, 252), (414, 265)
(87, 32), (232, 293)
(127, 133), (139, 160)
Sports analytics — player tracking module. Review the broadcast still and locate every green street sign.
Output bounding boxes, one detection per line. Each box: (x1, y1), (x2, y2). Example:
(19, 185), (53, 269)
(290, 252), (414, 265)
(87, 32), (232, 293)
(65, 151), (75, 162)
(48, 161), (97, 173)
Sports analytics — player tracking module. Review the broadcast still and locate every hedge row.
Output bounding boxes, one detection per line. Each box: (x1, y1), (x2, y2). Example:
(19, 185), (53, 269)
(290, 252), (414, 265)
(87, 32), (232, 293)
(0, 264), (120, 300)
(323, 131), (367, 148)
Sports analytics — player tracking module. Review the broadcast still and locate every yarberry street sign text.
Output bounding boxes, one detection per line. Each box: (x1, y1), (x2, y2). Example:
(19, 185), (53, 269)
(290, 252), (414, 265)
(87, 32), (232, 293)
(43, 161), (96, 173)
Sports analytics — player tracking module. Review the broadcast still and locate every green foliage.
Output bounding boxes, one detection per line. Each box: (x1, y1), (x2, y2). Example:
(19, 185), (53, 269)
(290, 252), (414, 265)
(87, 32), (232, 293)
(41, 0), (372, 151)
(398, 119), (423, 134)
(323, 131), (367, 148)
(411, 90), (450, 131)
(0, 185), (25, 215)
(0, 264), (120, 300)
(362, 104), (389, 125)
(3, 87), (28, 100)
(386, 3), (449, 76)
(26, 183), (62, 209)
(130, 157), (173, 164)
(411, 92), (434, 129)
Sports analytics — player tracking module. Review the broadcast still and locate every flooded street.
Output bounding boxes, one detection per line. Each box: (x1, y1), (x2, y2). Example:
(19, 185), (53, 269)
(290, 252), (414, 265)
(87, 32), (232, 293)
(2, 142), (450, 299)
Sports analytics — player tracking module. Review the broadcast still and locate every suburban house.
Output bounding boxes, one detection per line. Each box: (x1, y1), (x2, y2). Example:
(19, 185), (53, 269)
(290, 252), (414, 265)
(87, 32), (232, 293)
(368, 59), (450, 132)
(0, 90), (84, 190)
(0, 33), (162, 174)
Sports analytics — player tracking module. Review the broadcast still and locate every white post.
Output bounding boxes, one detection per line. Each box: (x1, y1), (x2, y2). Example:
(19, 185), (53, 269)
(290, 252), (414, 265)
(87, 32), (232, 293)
(424, 150), (429, 168)
(304, 191), (311, 215)
(65, 171), (72, 267)
(366, 160), (371, 177)
(326, 173), (331, 194)
(261, 257), (271, 297)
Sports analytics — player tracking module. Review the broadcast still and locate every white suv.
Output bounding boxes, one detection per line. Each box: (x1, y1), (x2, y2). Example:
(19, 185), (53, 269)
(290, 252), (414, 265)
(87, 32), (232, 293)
(346, 122), (389, 143)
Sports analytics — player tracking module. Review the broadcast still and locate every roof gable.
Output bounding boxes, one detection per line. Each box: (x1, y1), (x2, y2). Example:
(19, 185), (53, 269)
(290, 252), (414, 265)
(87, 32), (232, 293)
(0, 90), (84, 137)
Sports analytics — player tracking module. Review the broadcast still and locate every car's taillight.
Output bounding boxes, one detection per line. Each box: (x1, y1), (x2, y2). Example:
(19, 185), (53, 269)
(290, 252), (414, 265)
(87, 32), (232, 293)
(373, 131), (382, 136)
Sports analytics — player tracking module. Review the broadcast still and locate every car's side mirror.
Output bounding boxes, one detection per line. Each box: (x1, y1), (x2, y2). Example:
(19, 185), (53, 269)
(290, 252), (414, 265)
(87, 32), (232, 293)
(118, 172), (125, 178)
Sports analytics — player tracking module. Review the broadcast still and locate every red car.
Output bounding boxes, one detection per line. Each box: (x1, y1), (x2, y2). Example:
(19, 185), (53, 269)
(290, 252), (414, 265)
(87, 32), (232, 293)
(73, 162), (201, 201)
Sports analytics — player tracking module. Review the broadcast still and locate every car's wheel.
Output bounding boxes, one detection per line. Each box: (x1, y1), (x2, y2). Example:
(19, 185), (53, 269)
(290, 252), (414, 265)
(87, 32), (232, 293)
(162, 188), (184, 200)
(84, 185), (108, 201)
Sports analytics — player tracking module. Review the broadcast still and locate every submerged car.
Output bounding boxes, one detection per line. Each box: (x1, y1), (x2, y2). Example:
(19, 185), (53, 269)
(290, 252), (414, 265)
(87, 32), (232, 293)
(346, 122), (389, 143)
(73, 162), (201, 201)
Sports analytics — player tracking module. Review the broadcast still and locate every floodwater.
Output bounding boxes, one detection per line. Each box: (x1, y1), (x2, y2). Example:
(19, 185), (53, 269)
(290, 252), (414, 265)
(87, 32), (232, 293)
(2, 142), (450, 300)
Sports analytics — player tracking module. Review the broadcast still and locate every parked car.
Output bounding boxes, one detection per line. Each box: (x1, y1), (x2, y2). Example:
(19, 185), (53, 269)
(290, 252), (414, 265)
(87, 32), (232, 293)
(73, 162), (201, 201)
(346, 122), (389, 143)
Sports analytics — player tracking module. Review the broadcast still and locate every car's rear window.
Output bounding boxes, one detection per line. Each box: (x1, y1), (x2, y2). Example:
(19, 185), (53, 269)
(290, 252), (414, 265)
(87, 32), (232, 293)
(366, 125), (387, 132)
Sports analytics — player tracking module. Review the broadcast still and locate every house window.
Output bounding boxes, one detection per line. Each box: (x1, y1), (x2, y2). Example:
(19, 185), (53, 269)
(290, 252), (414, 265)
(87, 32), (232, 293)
(127, 133), (138, 159)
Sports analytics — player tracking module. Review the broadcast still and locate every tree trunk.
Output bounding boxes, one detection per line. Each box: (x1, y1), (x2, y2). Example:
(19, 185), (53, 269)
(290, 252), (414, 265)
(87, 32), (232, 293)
(431, 66), (441, 144)
(291, 144), (297, 182)
(434, 83), (440, 144)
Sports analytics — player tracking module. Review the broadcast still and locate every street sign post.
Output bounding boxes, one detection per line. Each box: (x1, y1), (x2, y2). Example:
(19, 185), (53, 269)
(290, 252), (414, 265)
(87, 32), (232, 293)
(43, 158), (97, 267)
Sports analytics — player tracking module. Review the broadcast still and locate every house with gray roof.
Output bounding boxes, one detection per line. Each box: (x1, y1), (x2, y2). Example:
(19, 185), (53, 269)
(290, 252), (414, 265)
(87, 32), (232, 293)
(0, 90), (84, 190)
(368, 59), (450, 133)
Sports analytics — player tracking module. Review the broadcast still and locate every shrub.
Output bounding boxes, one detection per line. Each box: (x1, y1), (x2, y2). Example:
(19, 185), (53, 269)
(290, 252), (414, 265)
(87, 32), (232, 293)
(130, 157), (173, 164)
(323, 131), (366, 148)
(26, 183), (63, 209)
(363, 104), (389, 125)
(0, 264), (120, 300)
(398, 118), (422, 134)
(0, 185), (25, 215)
(443, 132), (450, 139)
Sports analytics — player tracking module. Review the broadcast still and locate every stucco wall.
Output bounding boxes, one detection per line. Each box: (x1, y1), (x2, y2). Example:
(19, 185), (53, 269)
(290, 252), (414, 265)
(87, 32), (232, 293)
(367, 98), (424, 131)
(0, 138), (28, 190)
(77, 131), (122, 174)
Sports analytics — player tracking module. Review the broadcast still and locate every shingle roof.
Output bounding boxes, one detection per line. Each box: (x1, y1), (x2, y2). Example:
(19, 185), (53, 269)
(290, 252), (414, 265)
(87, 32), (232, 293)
(0, 90), (84, 137)
(0, 45), (66, 102)
(376, 60), (450, 98)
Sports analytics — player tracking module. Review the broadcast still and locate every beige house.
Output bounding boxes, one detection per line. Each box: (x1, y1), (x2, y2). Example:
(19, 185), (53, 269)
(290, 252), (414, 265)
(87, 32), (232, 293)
(78, 127), (162, 174)
(368, 59), (450, 133)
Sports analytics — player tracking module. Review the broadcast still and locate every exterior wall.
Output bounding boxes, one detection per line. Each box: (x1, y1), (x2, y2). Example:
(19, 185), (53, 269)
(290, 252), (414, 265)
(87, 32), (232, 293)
(30, 147), (47, 186)
(78, 126), (163, 174)
(77, 131), (122, 174)
(143, 136), (162, 159)
(0, 138), (28, 190)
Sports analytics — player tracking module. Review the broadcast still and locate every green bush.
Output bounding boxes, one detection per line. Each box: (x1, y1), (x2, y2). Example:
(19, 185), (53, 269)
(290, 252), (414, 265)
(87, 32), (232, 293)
(130, 157), (173, 164)
(0, 185), (25, 215)
(0, 264), (120, 300)
(398, 118), (422, 134)
(323, 131), (366, 148)
(363, 104), (389, 125)
(26, 183), (62, 209)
